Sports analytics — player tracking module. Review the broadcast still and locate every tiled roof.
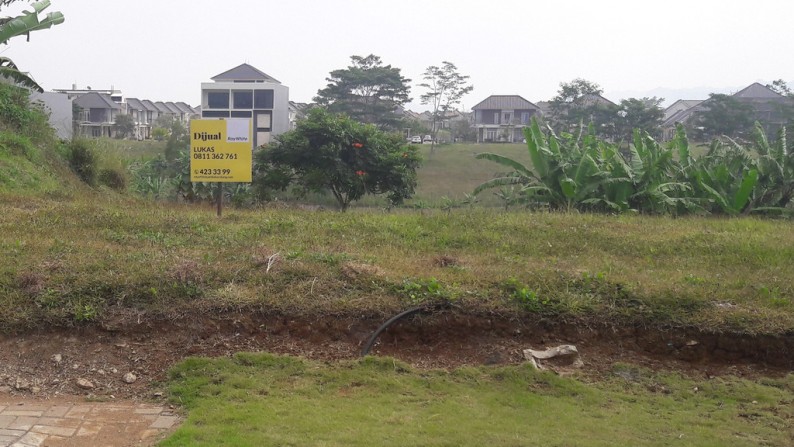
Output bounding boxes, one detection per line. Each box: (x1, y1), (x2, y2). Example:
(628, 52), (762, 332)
(153, 102), (171, 114)
(211, 63), (280, 83)
(472, 95), (540, 111)
(74, 92), (121, 110)
(141, 100), (158, 112)
(733, 83), (782, 99)
(125, 98), (145, 111)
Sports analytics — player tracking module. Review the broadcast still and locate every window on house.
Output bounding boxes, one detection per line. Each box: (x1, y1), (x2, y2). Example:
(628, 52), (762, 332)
(504, 113), (511, 123)
(231, 111), (252, 118)
(202, 110), (230, 118)
(233, 90), (253, 109)
(254, 90), (274, 109)
(521, 112), (530, 124)
(207, 91), (229, 109)
(493, 112), (500, 124)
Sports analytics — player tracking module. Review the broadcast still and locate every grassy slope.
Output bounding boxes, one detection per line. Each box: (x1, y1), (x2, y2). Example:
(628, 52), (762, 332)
(1, 195), (792, 335)
(3, 134), (793, 446)
(162, 353), (794, 447)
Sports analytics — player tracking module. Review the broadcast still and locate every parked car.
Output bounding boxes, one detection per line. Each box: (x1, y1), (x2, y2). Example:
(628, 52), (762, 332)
(423, 135), (432, 144)
(410, 136), (422, 144)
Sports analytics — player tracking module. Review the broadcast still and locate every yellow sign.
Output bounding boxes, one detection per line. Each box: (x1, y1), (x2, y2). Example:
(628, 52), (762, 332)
(190, 119), (252, 182)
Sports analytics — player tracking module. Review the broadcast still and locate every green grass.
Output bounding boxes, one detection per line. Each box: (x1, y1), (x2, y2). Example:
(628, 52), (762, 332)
(1, 195), (792, 335)
(162, 353), (794, 446)
(409, 143), (531, 206)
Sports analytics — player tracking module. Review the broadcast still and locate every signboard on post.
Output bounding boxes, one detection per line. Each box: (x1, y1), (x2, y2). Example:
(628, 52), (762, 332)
(190, 118), (252, 183)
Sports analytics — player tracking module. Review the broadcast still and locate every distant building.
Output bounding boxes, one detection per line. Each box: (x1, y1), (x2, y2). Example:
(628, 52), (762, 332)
(30, 92), (73, 140)
(200, 63), (290, 148)
(660, 82), (794, 140)
(472, 95), (541, 143)
(72, 92), (122, 138)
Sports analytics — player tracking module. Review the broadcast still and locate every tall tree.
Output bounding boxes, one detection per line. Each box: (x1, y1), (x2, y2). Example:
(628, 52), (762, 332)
(615, 97), (664, 142)
(548, 78), (617, 138)
(314, 55), (411, 130)
(694, 93), (754, 139)
(418, 61), (473, 152)
(0, 0), (64, 92)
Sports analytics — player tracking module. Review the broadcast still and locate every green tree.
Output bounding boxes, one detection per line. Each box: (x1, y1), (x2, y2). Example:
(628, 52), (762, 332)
(616, 97), (664, 142)
(0, 0), (64, 92)
(314, 55), (411, 130)
(113, 114), (135, 139)
(450, 119), (475, 142)
(418, 61), (473, 152)
(164, 119), (188, 161)
(548, 78), (618, 138)
(766, 79), (793, 97)
(693, 93), (754, 139)
(254, 108), (421, 211)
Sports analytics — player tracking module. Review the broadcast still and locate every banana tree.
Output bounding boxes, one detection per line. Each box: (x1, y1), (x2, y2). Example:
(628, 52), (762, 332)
(474, 118), (616, 212)
(690, 138), (759, 215)
(625, 128), (696, 213)
(0, 0), (64, 92)
(749, 123), (794, 210)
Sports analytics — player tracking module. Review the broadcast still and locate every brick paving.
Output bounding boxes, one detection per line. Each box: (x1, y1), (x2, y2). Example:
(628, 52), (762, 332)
(0, 398), (180, 447)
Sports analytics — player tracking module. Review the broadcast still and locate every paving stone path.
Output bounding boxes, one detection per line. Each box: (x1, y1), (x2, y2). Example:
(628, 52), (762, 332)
(0, 398), (180, 447)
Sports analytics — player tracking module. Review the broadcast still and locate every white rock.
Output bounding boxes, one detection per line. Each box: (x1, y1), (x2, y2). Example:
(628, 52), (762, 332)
(523, 344), (584, 370)
(122, 372), (138, 384)
(52, 353), (63, 364)
(76, 378), (94, 390)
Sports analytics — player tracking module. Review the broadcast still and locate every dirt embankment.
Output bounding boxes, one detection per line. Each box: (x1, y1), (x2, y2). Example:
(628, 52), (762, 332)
(1, 310), (791, 400)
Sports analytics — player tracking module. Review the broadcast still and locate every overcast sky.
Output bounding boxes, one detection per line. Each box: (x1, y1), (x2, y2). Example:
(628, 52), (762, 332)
(5, 0), (794, 110)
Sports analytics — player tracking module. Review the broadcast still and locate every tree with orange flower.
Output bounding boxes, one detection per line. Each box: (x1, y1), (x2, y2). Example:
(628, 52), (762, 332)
(254, 109), (421, 211)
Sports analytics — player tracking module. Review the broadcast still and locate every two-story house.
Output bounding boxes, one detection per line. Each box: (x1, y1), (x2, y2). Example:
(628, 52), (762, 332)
(472, 95), (541, 143)
(124, 98), (150, 140)
(73, 92), (122, 138)
(201, 63), (290, 148)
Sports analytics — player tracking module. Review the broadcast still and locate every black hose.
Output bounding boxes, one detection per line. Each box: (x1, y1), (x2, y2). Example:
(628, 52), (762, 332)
(360, 302), (449, 357)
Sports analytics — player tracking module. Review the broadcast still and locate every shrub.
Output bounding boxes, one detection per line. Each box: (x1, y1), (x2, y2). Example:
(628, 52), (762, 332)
(98, 167), (127, 191)
(68, 139), (98, 186)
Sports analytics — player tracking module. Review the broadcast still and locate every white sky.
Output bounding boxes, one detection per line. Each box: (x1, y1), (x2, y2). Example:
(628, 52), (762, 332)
(5, 0), (794, 110)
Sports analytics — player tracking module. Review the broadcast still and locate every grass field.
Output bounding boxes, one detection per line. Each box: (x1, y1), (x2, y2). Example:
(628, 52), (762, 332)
(3, 134), (794, 446)
(162, 353), (794, 446)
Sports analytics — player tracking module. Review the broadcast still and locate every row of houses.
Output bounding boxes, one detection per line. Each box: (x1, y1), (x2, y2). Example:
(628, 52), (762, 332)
(466, 82), (793, 143)
(32, 61), (793, 145)
(50, 85), (200, 140)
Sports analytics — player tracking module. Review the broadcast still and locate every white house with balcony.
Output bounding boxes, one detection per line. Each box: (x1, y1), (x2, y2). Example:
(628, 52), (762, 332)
(200, 63), (290, 148)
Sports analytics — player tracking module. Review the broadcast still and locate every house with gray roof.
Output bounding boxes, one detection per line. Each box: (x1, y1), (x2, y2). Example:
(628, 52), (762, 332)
(472, 95), (541, 143)
(141, 100), (159, 124)
(73, 92), (122, 138)
(201, 63), (290, 148)
(732, 82), (794, 136)
(660, 82), (794, 140)
(176, 102), (198, 120)
(661, 99), (705, 140)
(125, 98), (151, 140)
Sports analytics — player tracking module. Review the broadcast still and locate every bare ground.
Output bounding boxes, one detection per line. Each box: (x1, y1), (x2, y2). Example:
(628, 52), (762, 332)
(1, 309), (792, 402)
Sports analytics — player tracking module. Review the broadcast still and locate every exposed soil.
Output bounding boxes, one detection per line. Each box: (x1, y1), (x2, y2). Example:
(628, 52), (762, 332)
(1, 309), (792, 401)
